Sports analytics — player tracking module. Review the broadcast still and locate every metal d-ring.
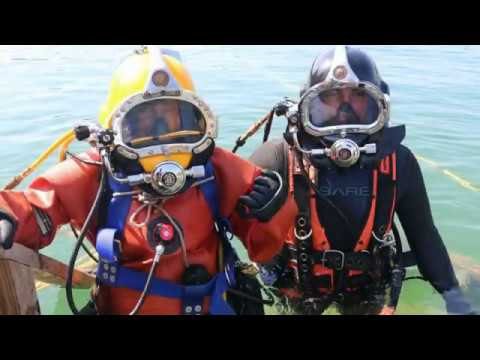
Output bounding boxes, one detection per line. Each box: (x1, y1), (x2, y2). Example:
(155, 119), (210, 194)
(294, 227), (313, 241)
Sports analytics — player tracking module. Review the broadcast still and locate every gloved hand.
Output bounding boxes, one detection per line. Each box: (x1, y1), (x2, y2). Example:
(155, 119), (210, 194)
(237, 170), (287, 222)
(442, 287), (477, 315)
(0, 214), (16, 250)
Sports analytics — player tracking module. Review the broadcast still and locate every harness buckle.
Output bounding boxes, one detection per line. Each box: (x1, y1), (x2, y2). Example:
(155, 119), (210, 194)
(322, 250), (345, 271)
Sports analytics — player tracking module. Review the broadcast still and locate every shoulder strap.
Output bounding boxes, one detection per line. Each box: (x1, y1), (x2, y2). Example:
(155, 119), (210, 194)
(96, 175), (133, 265)
(105, 175), (134, 234)
(199, 161), (222, 221)
(372, 152), (398, 241)
(290, 150), (315, 296)
(199, 161), (234, 246)
(293, 173), (315, 296)
(282, 140), (291, 189)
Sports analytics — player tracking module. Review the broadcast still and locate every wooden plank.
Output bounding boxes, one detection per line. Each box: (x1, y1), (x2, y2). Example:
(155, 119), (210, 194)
(0, 249), (40, 315)
(35, 256), (97, 291)
(0, 243), (97, 315)
(1, 243), (96, 289)
(36, 252), (96, 289)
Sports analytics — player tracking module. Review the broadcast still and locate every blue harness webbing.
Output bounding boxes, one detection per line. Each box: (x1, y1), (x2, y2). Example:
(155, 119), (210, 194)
(95, 161), (237, 315)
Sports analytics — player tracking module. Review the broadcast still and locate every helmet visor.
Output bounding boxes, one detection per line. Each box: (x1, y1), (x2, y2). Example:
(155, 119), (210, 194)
(307, 85), (381, 129)
(122, 99), (206, 149)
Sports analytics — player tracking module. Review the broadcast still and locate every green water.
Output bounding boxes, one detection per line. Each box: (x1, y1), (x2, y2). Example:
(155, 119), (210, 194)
(0, 45), (478, 315)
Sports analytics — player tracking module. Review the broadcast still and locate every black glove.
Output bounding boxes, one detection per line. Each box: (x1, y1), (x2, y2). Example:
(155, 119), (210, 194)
(237, 170), (287, 223)
(0, 212), (16, 250)
(442, 287), (477, 315)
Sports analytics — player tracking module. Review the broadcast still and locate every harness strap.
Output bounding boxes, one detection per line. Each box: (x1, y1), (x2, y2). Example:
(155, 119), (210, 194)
(312, 250), (372, 272)
(200, 161), (233, 243)
(96, 262), (236, 315)
(372, 154), (397, 242)
(353, 170), (378, 252)
(312, 273), (371, 290)
(293, 158), (315, 297)
(106, 175), (133, 233)
(96, 175), (133, 268)
(96, 229), (121, 264)
(287, 247), (373, 272)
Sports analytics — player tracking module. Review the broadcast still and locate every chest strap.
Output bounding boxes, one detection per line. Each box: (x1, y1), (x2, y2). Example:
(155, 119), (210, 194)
(96, 256), (237, 315)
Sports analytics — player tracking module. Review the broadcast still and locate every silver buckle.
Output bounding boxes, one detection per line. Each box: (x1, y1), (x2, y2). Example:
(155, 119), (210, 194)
(322, 250), (345, 271)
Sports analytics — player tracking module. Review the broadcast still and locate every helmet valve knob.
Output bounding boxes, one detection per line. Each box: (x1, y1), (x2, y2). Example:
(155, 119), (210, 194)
(151, 161), (187, 196)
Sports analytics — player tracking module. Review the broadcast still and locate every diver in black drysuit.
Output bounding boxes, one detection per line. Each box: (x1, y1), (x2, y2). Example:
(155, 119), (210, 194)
(249, 46), (476, 315)
(251, 140), (470, 310)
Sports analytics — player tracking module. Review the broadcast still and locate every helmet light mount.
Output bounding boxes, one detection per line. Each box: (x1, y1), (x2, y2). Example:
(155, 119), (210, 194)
(152, 70), (170, 87)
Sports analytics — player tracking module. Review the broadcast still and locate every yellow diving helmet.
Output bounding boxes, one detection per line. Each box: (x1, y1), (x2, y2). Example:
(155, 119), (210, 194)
(98, 46), (217, 196)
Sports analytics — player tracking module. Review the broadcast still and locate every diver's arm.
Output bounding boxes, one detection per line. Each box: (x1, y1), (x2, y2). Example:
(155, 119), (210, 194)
(211, 147), (296, 264)
(0, 150), (101, 250)
(248, 139), (287, 175)
(231, 189), (295, 264)
(396, 147), (475, 314)
(396, 147), (459, 292)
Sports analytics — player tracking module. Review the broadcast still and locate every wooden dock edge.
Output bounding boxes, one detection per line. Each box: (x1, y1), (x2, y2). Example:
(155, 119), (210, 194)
(0, 243), (96, 315)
